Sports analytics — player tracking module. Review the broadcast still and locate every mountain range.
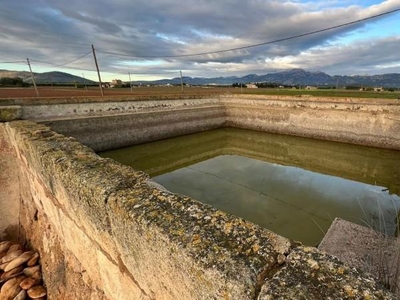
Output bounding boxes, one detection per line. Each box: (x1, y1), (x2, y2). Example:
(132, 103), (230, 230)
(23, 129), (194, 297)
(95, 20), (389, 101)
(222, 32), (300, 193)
(1, 68), (399, 87)
(0, 70), (95, 84)
(140, 69), (400, 88)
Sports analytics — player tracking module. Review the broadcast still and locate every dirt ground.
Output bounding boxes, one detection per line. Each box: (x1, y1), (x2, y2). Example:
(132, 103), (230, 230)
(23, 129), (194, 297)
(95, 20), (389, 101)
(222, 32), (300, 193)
(1, 86), (399, 100)
(0, 86), (235, 98)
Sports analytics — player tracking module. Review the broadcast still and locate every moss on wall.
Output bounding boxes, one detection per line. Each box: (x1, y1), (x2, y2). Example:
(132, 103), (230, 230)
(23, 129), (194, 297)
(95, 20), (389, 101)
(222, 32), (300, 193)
(0, 105), (22, 122)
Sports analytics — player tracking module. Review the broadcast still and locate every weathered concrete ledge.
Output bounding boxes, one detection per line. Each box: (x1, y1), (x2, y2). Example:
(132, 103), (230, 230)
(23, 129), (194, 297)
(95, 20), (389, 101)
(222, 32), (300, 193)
(1, 121), (396, 299)
(0, 94), (220, 106)
(11, 94), (396, 152)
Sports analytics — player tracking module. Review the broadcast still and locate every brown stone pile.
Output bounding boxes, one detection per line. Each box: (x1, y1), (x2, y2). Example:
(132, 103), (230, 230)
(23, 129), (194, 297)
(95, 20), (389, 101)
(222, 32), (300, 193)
(0, 241), (47, 300)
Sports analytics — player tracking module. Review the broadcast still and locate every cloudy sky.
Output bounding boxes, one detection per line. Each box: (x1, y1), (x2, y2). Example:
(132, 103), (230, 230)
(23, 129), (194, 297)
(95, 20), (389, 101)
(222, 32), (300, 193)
(0, 0), (399, 81)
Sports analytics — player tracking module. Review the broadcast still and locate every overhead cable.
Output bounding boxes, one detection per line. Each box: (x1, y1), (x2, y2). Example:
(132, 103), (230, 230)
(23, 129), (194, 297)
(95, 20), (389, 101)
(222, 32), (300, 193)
(29, 60), (95, 72)
(30, 50), (92, 68)
(96, 8), (400, 58)
(52, 50), (92, 67)
(0, 60), (26, 64)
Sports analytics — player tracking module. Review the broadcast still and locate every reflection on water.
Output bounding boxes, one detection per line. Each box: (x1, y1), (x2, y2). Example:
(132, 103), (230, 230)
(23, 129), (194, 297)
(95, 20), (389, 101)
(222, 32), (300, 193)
(99, 128), (400, 245)
(154, 155), (400, 245)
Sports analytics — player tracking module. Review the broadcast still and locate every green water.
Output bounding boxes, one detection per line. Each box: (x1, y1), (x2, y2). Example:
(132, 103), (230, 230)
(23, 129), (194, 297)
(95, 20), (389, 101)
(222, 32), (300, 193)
(99, 128), (400, 245)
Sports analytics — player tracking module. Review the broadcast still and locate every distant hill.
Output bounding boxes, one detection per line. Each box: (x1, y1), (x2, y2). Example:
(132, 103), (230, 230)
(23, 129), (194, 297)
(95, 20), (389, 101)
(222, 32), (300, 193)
(1, 68), (399, 87)
(0, 70), (95, 85)
(135, 69), (400, 88)
(0, 70), (31, 79)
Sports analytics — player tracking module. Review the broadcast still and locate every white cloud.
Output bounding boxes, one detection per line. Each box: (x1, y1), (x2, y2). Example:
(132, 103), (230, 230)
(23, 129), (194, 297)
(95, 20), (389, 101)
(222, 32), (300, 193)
(0, 0), (399, 80)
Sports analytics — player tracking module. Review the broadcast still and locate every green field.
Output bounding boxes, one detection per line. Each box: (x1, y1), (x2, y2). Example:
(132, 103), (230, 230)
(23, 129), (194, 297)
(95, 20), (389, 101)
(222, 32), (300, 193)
(1, 86), (400, 100)
(240, 88), (400, 99)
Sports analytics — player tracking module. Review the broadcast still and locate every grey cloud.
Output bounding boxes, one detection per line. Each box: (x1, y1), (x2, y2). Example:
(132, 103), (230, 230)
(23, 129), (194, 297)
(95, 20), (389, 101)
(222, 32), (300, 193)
(0, 0), (399, 78)
(60, 11), (122, 34)
(295, 37), (400, 75)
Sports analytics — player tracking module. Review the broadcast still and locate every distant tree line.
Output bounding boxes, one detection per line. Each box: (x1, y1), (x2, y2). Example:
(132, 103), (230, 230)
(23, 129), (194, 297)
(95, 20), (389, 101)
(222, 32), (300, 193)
(232, 81), (399, 91)
(233, 82), (299, 88)
(256, 82), (297, 88)
(31, 82), (99, 88)
(0, 77), (30, 87)
(232, 82), (246, 88)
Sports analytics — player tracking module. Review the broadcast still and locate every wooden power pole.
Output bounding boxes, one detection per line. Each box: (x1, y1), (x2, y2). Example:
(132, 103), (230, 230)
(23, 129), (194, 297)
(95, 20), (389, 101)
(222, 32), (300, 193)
(180, 70), (184, 94)
(129, 72), (133, 93)
(91, 44), (104, 96)
(26, 58), (39, 97)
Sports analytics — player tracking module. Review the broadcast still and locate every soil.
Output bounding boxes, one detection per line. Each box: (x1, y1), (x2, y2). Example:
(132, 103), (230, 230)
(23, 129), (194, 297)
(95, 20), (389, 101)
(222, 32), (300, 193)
(0, 86), (234, 99)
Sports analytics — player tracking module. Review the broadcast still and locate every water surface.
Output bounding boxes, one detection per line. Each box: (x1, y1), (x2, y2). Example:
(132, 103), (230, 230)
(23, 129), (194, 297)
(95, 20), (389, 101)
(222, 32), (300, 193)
(99, 128), (400, 245)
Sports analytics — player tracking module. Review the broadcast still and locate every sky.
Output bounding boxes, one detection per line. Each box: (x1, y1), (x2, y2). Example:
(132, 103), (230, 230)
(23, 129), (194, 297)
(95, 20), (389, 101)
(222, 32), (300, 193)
(0, 0), (399, 82)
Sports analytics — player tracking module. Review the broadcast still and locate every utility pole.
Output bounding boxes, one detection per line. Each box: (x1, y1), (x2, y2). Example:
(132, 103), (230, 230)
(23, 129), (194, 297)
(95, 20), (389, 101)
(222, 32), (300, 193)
(82, 73), (88, 90)
(91, 44), (104, 96)
(180, 70), (184, 94)
(26, 58), (39, 97)
(128, 72), (133, 93)
(48, 73), (54, 89)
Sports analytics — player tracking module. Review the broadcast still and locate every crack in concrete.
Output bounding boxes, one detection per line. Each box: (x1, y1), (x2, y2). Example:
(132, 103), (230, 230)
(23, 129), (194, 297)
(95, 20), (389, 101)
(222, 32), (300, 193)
(116, 254), (155, 300)
(253, 245), (299, 300)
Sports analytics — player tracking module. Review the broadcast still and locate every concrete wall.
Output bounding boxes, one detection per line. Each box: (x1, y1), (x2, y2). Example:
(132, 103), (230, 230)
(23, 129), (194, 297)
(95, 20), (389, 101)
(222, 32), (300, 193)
(1, 121), (396, 299)
(22, 98), (220, 121)
(0, 123), (20, 240)
(26, 95), (400, 152)
(222, 95), (400, 151)
(44, 105), (226, 151)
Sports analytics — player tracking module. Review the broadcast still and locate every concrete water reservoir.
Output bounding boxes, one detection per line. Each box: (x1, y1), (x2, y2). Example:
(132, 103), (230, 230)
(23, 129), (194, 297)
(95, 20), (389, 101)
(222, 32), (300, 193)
(1, 94), (400, 299)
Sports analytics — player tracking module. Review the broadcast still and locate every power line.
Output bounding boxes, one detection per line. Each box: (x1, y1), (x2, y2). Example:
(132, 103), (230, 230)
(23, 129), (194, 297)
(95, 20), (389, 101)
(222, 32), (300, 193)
(28, 59), (52, 65)
(55, 65), (96, 72)
(27, 50), (103, 68)
(30, 50), (92, 68)
(0, 60), (26, 64)
(97, 8), (400, 59)
(30, 60), (95, 72)
(53, 50), (92, 67)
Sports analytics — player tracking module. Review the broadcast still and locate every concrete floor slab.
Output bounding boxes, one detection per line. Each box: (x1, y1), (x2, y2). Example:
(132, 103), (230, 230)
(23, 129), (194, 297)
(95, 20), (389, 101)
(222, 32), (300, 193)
(319, 218), (400, 295)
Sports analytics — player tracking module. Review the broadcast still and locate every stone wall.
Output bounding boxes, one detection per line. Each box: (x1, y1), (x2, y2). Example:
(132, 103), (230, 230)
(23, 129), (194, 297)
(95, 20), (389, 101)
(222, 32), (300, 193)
(1, 121), (396, 299)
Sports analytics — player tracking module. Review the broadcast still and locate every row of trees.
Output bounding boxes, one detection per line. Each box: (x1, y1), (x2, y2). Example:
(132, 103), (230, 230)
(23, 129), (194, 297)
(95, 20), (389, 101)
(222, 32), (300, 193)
(232, 81), (399, 91)
(233, 82), (300, 88)
(0, 77), (30, 87)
